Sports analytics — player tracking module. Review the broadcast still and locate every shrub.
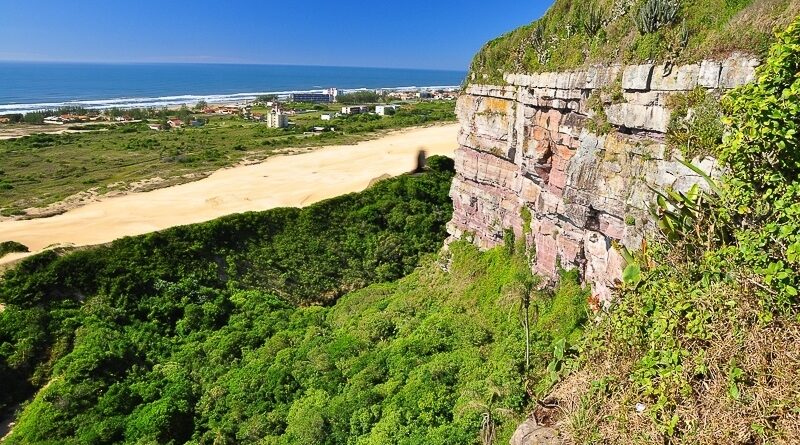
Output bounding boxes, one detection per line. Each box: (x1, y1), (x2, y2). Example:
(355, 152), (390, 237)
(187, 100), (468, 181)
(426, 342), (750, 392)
(666, 88), (724, 160)
(718, 16), (800, 310)
(0, 240), (28, 258)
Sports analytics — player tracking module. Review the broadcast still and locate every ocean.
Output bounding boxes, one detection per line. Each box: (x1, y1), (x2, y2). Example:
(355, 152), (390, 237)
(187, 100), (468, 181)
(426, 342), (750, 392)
(0, 62), (466, 114)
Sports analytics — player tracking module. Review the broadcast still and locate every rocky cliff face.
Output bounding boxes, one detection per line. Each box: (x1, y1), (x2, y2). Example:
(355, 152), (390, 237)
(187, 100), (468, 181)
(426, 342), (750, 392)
(448, 56), (758, 304)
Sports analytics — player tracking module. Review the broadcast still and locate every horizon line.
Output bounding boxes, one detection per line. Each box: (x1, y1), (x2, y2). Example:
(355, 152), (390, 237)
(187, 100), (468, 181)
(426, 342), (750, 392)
(0, 59), (468, 73)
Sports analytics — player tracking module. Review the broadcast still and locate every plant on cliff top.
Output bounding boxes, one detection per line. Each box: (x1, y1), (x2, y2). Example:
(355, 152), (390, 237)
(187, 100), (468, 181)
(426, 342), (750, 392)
(636, 0), (680, 34)
(582, 4), (605, 36)
(467, 0), (800, 83)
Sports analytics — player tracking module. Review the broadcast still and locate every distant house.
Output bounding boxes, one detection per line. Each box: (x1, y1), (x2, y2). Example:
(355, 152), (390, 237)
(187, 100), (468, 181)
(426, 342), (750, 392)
(387, 90), (416, 101)
(320, 114), (332, 121)
(148, 124), (163, 131)
(190, 119), (205, 127)
(416, 91), (433, 99)
(0, 117), (10, 124)
(375, 105), (398, 116)
(218, 106), (240, 115)
(44, 116), (64, 125)
(168, 118), (184, 128)
(267, 111), (288, 128)
(341, 105), (369, 115)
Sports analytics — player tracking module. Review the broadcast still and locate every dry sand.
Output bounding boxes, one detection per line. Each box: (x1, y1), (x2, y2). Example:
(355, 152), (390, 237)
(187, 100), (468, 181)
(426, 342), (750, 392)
(0, 123), (459, 265)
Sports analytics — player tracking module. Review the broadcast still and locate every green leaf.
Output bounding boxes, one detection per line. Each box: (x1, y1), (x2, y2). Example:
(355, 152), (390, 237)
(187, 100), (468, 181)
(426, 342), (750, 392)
(729, 382), (741, 400)
(623, 263), (642, 286)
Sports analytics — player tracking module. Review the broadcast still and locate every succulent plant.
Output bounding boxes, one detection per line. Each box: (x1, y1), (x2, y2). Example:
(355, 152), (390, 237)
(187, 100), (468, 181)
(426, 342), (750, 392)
(583, 5), (604, 36)
(636, 0), (680, 34)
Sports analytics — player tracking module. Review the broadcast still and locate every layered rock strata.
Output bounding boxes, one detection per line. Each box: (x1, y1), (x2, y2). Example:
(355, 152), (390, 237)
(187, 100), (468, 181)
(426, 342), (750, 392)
(448, 56), (759, 304)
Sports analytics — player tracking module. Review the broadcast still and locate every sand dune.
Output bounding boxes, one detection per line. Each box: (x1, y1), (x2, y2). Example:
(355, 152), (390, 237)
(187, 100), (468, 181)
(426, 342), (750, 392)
(0, 124), (458, 265)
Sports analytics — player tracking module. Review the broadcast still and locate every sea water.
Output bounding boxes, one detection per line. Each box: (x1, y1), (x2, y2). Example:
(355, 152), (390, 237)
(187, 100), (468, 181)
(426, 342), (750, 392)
(0, 62), (466, 114)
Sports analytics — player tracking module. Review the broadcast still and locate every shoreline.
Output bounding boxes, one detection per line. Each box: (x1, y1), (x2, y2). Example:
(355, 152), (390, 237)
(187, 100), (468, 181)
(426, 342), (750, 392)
(0, 84), (462, 115)
(0, 123), (459, 266)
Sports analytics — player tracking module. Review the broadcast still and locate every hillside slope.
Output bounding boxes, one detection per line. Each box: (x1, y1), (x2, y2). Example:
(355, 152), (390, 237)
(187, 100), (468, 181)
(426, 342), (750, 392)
(456, 9), (800, 445)
(469, 0), (800, 83)
(0, 158), (588, 444)
(540, 19), (800, 443)
(4, 241), (587, 445)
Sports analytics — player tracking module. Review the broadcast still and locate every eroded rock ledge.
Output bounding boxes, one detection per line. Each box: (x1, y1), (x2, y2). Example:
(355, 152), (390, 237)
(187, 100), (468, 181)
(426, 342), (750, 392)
(447, 55), (758, 304)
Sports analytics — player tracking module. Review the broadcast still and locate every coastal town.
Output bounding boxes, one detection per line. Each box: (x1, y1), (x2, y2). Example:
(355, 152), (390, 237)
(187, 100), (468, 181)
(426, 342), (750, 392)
(0, 86), (459, 135)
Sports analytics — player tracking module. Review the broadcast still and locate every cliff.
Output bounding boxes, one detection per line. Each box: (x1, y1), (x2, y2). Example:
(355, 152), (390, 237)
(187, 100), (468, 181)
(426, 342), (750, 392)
(447, 55), (758, 303)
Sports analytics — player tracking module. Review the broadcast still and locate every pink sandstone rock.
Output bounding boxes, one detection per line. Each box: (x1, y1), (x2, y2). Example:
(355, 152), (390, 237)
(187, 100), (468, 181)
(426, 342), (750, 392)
(448, 56), (758, 304)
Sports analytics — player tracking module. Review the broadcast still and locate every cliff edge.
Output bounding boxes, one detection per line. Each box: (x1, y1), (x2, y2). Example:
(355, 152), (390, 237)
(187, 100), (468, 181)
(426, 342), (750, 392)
(448, 56), (757, 303)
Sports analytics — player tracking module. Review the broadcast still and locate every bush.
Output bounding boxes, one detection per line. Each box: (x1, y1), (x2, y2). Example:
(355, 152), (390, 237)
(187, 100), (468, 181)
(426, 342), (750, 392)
(425, 155), (455, 173)
(337, 91), (382, 105)
(0, 240), (28, 258)
(666, 88), (724, 159)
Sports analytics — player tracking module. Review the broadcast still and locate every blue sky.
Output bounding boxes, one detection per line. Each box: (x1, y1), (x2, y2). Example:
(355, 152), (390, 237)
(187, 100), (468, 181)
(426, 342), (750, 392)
(0, 0), (552, 70)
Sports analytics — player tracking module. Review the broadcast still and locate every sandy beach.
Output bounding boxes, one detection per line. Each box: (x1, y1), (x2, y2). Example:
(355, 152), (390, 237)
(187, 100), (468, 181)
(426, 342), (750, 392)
(0, 123), (458, 265)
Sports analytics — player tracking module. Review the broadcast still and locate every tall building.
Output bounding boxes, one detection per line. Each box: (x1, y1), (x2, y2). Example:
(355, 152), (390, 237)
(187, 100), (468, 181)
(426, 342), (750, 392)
(267, 111), (288, 128)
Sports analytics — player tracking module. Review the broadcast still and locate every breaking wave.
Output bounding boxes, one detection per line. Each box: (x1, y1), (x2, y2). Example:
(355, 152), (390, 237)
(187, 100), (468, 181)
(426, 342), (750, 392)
(0, 85), (460, 115)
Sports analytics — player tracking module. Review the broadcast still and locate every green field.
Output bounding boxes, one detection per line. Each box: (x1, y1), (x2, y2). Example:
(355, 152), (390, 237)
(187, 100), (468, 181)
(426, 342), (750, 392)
(0, 100), (455, 216)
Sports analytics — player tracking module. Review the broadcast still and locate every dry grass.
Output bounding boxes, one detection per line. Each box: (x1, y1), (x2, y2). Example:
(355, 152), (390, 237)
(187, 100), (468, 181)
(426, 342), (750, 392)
(538, 270), (800, 444)
(704, 0), (800, 59)
(729, 0), (800, 34)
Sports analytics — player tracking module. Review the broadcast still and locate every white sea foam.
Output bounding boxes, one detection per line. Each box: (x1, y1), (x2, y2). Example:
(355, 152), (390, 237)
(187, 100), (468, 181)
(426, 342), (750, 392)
(0, 85), (461, 115)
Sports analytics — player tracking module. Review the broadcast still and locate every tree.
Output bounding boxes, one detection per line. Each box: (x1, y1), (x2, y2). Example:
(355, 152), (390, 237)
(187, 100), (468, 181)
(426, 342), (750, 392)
(504, 269), (541, 371)
(176, 106), (193, 123)
(256, 95), (277, 104)
(2, 114), (23, 123)
(23, 111), (46, 124)
(336, 91), (381, 105)
(194, 100), (208, 110)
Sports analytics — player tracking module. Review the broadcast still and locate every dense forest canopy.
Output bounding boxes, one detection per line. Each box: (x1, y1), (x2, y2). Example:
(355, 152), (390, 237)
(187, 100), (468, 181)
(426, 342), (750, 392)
(0, 156), (588, 444)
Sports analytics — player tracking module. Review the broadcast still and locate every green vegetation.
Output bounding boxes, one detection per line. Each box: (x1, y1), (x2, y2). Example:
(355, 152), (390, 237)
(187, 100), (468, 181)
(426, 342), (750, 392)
(0, 101), (455, 214)
(549, 18), (800, 443)
(635, 0), (679, 34)
(336, 90), (383, 104)
(0, 241), (28, 258)
(468, 0), (800, 84)
(7, 5), (800, 445)
(586, 91), (613, 135)
(666, 87), (724, 159)
(0, 161), (454, 425)
(0, 158), (590, 444)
